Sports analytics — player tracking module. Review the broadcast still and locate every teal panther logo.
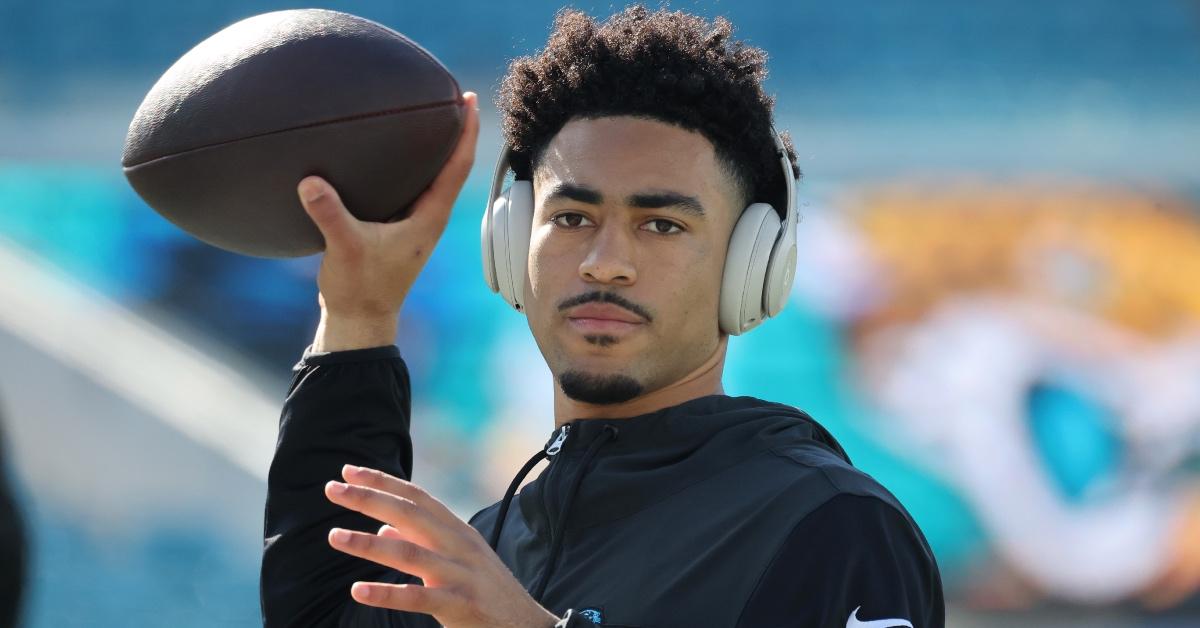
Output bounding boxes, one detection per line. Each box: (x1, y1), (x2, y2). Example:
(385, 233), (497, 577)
(579, 607), (604, 623)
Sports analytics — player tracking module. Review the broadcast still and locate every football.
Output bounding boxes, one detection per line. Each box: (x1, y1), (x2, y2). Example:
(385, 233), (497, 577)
(121, 9), (464, 257)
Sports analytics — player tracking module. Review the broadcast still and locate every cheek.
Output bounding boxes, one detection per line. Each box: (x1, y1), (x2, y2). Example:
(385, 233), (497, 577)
(525, 224), (581, 319)
(522, 230), (555, 350)
(661, 243), (725, 325)
(525, 225), (556, 302)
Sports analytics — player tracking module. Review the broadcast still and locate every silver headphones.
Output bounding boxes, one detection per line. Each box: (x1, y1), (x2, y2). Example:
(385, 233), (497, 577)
(481, 128), (797, 335)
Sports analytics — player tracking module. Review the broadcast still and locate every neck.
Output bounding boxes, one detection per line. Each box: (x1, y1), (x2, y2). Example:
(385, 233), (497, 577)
(552, 337), (728, 427)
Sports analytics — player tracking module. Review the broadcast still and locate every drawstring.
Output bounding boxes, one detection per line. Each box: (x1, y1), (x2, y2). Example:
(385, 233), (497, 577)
(486, 423), (619, 601)
(532, 424), (619, 601)
(489, 422), (570, 550)
(488, 448), (548, 550)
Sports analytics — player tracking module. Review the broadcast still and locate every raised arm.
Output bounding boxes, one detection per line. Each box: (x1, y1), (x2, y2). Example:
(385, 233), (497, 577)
(263, 345), (427, 627)
(261, 93), (479, 627)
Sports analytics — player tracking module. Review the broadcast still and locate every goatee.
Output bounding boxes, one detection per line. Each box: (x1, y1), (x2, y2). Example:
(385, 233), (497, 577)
(558, 370), (643, 405)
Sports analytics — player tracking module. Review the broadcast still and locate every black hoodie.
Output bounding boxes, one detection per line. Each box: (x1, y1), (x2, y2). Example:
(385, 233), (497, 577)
(262, 346), (944, 628)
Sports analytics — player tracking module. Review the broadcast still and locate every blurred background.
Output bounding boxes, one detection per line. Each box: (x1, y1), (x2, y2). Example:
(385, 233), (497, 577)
(1, 0), (1199, 626)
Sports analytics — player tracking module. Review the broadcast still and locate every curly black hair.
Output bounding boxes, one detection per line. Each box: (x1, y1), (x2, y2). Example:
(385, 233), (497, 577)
(497, 5), (799, 211)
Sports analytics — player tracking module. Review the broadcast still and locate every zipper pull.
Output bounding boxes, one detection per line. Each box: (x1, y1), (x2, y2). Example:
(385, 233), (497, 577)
(545, 424), (570, 457)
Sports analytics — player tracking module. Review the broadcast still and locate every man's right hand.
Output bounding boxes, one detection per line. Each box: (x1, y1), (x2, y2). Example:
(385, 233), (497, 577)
(298, 91), (480, 352)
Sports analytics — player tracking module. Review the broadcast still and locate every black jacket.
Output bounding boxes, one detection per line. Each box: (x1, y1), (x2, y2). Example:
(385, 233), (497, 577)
(262, 345), (944, 627)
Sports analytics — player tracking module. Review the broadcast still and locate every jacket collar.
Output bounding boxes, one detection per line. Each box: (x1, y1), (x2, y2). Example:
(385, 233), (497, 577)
(516, 395), (849, 539)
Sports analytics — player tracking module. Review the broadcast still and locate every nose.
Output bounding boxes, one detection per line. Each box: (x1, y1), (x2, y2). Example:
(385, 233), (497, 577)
(579, 223), (637, 286)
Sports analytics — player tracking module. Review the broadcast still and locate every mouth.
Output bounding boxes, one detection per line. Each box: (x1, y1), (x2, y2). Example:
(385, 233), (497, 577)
(565, 303), (647, 336)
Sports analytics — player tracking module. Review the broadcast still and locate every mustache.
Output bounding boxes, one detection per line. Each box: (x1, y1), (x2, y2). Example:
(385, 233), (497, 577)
(557, 291), (654, 323)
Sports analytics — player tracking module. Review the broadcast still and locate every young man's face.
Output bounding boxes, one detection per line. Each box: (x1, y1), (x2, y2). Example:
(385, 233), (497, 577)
(523, 116), (743, 405)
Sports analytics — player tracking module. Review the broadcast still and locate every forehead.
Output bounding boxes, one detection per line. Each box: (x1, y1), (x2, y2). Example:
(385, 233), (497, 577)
(532, 116), (734, 203)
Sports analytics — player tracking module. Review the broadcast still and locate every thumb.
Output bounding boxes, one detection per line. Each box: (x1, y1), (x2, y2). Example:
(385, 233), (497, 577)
(298, 176), (360, 252)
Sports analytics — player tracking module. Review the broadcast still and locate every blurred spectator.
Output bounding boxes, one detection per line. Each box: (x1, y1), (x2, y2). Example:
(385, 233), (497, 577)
(0, 403), (26, 627)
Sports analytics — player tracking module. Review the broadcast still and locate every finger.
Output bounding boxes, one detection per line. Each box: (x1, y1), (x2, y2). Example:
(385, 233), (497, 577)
(399, 91), (481, 230)
(325, 481), (467, 553)
(343, 465), (463, 531)
(349, 581), (460, 615)
(298, 176), (362, 253)
(328, 528), (467, 585)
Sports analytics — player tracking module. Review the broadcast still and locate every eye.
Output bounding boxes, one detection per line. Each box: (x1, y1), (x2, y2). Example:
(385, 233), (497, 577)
(642, 219), (684, 234)
(551, 212), (594, 228)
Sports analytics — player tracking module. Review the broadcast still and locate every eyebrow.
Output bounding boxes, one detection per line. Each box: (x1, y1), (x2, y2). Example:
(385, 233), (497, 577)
(627, 191), (705, 216)
(544, 183), (706, 216)
(545, 183), (603, 206)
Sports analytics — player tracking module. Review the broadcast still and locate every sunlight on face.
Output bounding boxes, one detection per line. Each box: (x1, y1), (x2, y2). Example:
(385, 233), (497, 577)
(522, 116), (743, 403)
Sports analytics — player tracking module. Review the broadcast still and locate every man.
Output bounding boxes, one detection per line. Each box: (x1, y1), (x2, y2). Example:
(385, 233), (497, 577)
(262, 6), (944, 627)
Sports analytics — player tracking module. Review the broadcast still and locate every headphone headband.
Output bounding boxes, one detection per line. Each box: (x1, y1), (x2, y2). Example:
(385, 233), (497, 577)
(770, 129), (797, 231)
(487, 143), (514, 216)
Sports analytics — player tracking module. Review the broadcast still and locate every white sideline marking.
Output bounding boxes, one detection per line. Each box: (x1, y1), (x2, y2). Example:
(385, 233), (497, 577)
(0, 237), (279, 479)
(0, 237), (460, 512)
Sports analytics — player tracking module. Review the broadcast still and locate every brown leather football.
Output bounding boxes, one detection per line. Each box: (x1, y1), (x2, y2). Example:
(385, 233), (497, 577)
(121, 9), (464, 258)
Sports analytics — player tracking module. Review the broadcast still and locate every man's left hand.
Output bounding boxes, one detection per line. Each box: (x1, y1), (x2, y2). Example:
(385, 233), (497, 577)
(325, 464), (559, 628)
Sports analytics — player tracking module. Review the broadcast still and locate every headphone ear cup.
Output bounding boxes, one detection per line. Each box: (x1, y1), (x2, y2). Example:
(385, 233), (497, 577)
(720, 203), (780, 335)
(481, 188), (502, 294)
(497, 180), (534, 310)
(763, 232), (796, 318)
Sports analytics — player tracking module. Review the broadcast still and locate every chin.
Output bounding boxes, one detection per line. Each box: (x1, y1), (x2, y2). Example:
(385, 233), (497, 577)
(558, 369), (644, 405)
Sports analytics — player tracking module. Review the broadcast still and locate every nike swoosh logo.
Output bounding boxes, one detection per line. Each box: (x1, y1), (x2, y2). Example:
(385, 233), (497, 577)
(846, 605), (914, 628)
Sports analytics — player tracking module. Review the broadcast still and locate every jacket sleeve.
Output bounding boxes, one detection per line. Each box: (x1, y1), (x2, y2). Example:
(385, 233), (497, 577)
(735, 494), (945, 628)
(261, 345), (438, 628)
